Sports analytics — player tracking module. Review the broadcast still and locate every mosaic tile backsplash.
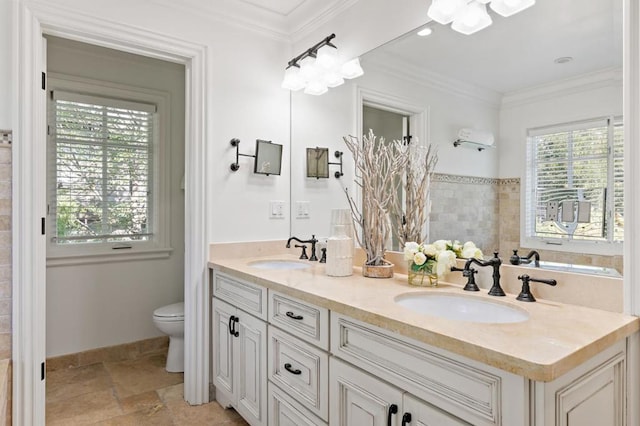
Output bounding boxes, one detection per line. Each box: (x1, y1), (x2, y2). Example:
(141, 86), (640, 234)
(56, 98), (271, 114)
(430, 173), (622, 273)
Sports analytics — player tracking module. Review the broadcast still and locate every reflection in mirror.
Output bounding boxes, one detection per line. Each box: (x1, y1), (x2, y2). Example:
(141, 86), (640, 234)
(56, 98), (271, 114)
(254, 139), (282, 176)
(290, 0), (623, 274)
(306, 148), (329, 179)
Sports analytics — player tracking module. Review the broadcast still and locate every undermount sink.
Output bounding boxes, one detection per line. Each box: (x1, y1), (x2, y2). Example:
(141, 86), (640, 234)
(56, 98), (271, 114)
(248, 260), (311, 270)
(394, 292), (529, 324)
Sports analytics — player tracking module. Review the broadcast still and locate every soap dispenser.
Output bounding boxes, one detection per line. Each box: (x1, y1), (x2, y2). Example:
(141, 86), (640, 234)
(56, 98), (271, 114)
(326, 209), (354, 277)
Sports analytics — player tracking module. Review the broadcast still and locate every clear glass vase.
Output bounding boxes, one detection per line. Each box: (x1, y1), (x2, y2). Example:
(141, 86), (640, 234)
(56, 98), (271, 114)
(408, 261), (438, 287)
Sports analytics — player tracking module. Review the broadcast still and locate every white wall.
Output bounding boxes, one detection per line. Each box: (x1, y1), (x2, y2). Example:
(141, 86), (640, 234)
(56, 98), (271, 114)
(499, 77), (623, 178)
(45, 37), (186, 357)
(291, 63), (500, 238)
(0, 0), (11, 129)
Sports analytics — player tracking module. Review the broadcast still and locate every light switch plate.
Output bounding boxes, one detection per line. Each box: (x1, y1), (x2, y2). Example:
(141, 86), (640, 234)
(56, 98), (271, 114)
(269, 200), (285, 219)
(296, 201), (310, 219)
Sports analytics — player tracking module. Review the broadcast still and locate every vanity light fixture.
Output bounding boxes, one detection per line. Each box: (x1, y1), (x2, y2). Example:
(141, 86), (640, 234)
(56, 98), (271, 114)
(428, 0), (535, 35)
(281, 33), (364, 95)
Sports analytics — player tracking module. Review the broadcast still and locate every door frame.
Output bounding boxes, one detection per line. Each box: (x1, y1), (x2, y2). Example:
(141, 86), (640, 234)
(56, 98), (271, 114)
(13, 2), (209, 423)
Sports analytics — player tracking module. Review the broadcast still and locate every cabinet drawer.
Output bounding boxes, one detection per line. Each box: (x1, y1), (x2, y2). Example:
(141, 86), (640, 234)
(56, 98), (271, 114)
(269, 291), (329, 350)
(268, 326), (329, 421)
(269, 382), (327, 426)
(213, 270), (267, 320)
(331, 313), (513, 426)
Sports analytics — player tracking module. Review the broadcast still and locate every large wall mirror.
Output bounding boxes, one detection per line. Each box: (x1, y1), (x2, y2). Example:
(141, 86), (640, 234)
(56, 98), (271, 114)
(290, 0), (623, 274)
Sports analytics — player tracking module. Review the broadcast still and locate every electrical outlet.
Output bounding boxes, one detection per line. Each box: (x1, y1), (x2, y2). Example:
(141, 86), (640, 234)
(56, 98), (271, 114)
(295, 201), (310, 219)
(269, 201), (285, 219)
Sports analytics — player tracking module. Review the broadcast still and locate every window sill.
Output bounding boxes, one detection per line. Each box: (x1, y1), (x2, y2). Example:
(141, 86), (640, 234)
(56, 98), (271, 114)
(46, 247), (174, 267)
(520, 237), (623, 257)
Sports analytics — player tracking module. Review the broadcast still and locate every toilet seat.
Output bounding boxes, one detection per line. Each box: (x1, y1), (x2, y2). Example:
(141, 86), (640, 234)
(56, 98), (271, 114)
(153, 302), (184, 321)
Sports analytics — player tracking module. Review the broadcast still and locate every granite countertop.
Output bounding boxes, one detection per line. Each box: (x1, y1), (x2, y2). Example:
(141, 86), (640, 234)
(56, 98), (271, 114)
(209, 254), (639, 382)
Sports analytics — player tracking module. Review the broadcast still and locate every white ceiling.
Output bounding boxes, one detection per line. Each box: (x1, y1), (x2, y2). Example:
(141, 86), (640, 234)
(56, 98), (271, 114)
(364, 0), (623, 95)
(158, 0), (356, 40)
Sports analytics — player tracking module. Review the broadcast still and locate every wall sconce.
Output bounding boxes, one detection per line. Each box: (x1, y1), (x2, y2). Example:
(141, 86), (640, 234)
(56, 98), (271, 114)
(230, 138), (283, 176)
(281, 33), (364, 95)
(306, 147), (344, 179)
(428, 0), (535, 35)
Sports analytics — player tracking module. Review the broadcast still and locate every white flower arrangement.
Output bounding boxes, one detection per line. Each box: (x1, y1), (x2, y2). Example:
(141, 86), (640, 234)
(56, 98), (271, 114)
(404, 240), (484, 278)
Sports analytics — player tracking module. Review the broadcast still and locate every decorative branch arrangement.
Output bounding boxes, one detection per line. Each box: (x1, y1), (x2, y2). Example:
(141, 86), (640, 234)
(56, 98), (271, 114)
(394, 143), (438, 246)
(343, 130), (408, 267)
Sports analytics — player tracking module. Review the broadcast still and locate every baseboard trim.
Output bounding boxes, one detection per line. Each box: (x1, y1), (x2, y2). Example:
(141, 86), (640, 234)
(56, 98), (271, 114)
(46, 336), (169, 372)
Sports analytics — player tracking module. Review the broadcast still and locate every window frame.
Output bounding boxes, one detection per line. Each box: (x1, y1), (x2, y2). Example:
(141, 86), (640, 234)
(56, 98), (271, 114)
(46, 74), (172, 266)
(522, 116), (623, 256)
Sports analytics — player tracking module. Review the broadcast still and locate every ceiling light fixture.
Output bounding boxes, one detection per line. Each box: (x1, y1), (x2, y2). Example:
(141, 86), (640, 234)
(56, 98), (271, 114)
(281, 33), (364, 95)
(427, 0), (535, 35)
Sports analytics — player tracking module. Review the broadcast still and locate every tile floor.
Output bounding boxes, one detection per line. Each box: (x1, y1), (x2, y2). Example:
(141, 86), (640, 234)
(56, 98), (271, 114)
(46, 353), (249, 425)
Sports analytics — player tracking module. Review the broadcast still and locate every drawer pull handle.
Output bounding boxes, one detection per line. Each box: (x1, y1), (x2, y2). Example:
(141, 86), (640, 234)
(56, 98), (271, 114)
(286, 311), (304, 320)
(402, 412), (412, 426)
(232, 316), (239, 337)
(387, 404), (398, 426)
(228, 315), (236, 335)
(284, 363), (302, 375)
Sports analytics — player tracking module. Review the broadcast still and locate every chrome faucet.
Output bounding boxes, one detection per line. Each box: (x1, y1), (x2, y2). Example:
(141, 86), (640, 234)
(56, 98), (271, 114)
(509, 249), (540, 267)
(286, 235), (319, 261)
(465, 251), (505, 296)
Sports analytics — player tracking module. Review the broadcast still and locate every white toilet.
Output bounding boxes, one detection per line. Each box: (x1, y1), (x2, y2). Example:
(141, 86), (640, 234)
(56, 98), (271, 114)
(153, 302), (184, 373)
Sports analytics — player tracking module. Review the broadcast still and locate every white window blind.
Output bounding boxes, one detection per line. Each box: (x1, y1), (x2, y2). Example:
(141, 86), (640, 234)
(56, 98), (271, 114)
(526, 117), (623, 244)
(48, 90), (156, 244)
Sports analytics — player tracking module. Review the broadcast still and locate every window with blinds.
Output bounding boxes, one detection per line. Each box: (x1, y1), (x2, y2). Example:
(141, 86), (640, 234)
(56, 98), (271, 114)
(48, 90), (156, 245)
(525, 117), (623, 245)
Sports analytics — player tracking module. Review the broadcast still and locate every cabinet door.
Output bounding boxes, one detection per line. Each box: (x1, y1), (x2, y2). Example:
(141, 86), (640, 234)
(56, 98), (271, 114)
(330, 357), (403, 426)
(236, 310), (268, 426)
(403, 393), (470, 426)
(212, 298), (236, 407)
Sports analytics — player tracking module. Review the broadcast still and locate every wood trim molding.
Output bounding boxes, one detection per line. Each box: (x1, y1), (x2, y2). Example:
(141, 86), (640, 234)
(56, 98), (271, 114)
(624, 0), (640, 316)
(14, 3), (209, 424)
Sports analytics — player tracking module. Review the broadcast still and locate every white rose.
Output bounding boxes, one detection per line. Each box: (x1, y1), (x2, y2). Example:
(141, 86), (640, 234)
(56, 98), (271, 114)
(463, 241), (477, 250)
(452, 240), (462, 251)
(413, 252), (427, 266)
(436, 250), (457, 277)
(422, 244), (437, 257)
(433, 240), (449, 251)
(462, 246), (483, 259)
(404, 241), (420, 261)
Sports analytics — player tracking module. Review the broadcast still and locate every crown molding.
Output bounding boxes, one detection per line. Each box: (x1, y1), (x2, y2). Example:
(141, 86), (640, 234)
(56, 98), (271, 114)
(501, 67), (623, 109)
(149, 0), (292, 42)
(363, 52), (503, 108)
(290, 0), (360, 43)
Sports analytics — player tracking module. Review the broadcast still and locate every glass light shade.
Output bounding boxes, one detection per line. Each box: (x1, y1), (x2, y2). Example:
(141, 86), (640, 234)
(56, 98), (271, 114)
(304, 79), (328, 96)
(427, 0), (467, 25)
(490, 0), (535, 17)
(316, 44), (339, 70)
(323, 71), (345, 88)
(281, 66), (305, 91)
(299, 56), (320, 82)
(451, 2), (493, 35)
(340, 58), (364, 79)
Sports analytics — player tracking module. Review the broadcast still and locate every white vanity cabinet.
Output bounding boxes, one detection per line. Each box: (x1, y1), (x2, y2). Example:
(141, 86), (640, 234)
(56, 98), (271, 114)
(212, 271), (268, 426)
(330, 357), (469, 426)
(330, 312), (629, 426)
(267, 290), (330, 425)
